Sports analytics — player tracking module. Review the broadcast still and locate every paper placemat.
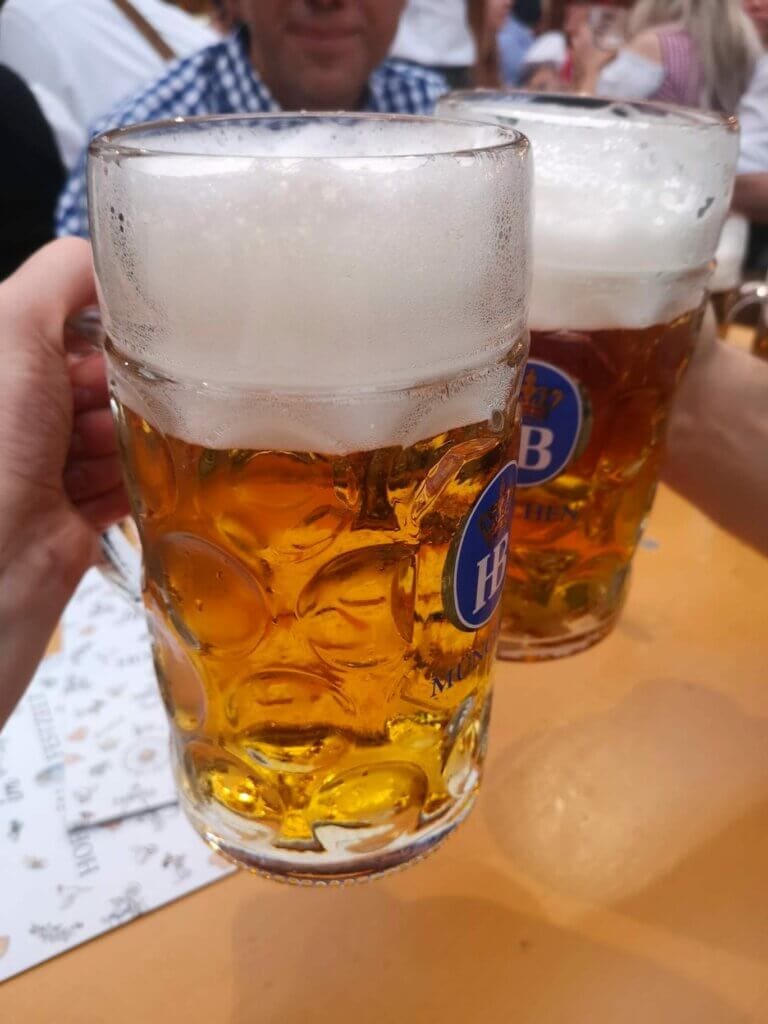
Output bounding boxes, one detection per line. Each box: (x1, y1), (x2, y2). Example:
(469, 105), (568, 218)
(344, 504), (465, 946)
(60, 571), (177, 828)
(0, 673), (234, 983)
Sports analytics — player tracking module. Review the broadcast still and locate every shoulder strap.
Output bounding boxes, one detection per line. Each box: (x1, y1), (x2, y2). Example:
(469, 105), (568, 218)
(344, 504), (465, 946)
(111, 0), (177, 62)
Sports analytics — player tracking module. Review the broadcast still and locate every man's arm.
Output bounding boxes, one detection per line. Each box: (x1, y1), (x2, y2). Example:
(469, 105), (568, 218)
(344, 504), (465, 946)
(732, 173), (768, 225)
(662, 309), (768, 554)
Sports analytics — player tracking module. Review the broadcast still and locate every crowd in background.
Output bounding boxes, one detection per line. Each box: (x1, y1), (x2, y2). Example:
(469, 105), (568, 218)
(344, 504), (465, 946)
(0, 0), (766, 275)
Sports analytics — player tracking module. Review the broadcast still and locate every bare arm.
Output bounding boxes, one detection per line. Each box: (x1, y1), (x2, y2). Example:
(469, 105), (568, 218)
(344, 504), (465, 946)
(662, 309), (768, 554)
(732, 173), (768, 225)
(469, 0), (501, 87)
(570, 23), (615, 93)
(0, 241), (128, 729)
(573, 28), (661, 95)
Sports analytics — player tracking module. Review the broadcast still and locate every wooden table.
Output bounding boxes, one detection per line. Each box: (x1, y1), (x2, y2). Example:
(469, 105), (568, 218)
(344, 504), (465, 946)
(4, 486), (768, 1024)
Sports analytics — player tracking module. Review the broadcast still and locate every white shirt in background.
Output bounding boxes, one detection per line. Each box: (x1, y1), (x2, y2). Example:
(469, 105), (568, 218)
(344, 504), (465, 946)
(520, 30), (567, 70)
(0, 0), (216, 168)
(28, 83), (84, 170)
(596, 49), (664, 100)
(390, 0), (475, 68)
(737, 54), (768, 176)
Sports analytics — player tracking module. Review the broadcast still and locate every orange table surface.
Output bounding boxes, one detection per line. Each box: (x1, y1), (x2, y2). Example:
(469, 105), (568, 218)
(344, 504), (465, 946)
(4, 485), (768, 1024)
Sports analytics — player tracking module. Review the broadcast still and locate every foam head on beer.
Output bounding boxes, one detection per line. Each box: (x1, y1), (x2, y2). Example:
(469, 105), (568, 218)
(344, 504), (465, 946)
(437, 94), (739, 332)
(89, 114), (530, 452)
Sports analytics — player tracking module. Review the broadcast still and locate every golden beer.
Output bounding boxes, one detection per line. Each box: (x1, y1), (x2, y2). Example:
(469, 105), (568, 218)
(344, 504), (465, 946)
(90, 113), (531, 878)
(438, 92), (738, 659)
(502, 311), (699, 655)
(114, 391), (519, 873)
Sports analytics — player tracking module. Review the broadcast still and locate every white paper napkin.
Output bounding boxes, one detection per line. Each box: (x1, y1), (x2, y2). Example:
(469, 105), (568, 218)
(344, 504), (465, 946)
(0, 672), (234, 983)
(60, 571), (177, 828)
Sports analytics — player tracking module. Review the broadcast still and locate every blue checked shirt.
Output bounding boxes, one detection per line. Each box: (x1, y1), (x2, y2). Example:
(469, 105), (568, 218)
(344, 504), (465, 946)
(56, 29), (448, 238)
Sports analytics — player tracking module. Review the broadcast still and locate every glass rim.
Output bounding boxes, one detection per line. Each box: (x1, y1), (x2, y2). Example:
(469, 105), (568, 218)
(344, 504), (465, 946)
(88, 110), (529, 162)
(438, 89), (738, 135)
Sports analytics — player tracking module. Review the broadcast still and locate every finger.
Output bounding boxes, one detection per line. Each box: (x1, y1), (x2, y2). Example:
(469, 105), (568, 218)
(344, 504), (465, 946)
(69, 352), (110, 413)
(64, 455), (125, 504)
(0, 239), (96, 355)
(70, 408), (119, 458)
(79, 488), (132, 533)
(64, 305), (104, 355)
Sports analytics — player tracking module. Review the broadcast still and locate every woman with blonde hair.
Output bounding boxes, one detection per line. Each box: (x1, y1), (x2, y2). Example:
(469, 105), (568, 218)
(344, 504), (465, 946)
(573, 0), (761, 113)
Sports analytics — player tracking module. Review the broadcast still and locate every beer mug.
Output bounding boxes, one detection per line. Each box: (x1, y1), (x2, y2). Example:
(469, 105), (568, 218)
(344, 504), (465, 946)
(437, 93), (738, 660)
(89, 114), (531, 881)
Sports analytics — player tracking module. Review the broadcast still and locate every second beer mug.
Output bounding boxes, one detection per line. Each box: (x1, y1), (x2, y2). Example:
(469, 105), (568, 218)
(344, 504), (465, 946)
(438, 92), (738, 660)
(89, 114), (531, 881)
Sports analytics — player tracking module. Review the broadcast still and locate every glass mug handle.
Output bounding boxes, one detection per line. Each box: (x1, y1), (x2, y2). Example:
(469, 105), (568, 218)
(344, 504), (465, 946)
(723, 279), (768, 325)
(66, 305), (143, 604)
(101, 522), (143, 604)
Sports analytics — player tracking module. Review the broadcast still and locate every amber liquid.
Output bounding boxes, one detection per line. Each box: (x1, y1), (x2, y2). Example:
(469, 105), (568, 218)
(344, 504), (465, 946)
(114, 389), (518, 878)
(500, 310), (700, 658)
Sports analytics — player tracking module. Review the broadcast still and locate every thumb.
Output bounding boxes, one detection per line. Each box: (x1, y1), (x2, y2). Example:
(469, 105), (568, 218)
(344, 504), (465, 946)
(0, 239), (97, 357)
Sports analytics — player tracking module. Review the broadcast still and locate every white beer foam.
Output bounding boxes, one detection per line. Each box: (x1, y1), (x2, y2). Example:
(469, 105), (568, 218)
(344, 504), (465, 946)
(437, 95), (738, 330)
(108, 338), (525, 454)
(91, 118), (529, 386)
(92, 117), (530, 451)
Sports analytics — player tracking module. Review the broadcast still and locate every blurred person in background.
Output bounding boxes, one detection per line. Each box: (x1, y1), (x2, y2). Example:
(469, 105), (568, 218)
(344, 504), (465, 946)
(389, 0), (477, 88)
(517, 29), (567, 86)
(743, 0), (768, 40)
(734, 6), (768, 274)
(472, 0), (508, 84)
(0, 66), (66, 278)
(571, 0), (760, 113)
(57, 0), (448, 239)
(0, 0), (217, 170)
(513, 0), (568, 89)
(497, 0), (543, 84)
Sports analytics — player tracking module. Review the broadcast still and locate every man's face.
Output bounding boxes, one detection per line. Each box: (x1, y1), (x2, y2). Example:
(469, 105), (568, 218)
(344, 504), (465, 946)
(233, 0), (407, 110)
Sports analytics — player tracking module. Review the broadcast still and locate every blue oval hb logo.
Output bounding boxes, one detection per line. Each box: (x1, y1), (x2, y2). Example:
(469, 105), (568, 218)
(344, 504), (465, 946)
(518, 360), (583, 488)
(445, 461), (517, 632)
